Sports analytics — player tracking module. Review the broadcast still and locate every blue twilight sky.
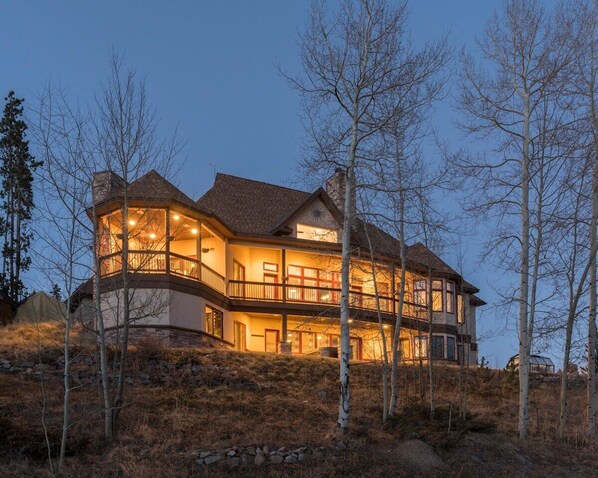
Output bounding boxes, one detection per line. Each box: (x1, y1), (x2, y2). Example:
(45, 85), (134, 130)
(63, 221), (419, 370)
(0, 1), (562, 367)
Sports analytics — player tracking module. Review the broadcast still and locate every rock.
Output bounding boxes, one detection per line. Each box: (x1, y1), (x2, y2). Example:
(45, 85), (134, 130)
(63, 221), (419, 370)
(226, 449), (236, 457)
(318, 390), (328, 399)
(269, 455), (284, 464)
(204, 454), (224, 465)
(16, 361), (34, 368)
(199, 451), (211, 459)
(395, 439), (447, 475)
(284, 454), (298, 464)
(240, 454), (250, 465)
(298, 453), (306, 463)
(254, 454), (265, 466)
(262, 446), (270, 455)
(246, 447), (256, 455)
(278, 447), (287, 454)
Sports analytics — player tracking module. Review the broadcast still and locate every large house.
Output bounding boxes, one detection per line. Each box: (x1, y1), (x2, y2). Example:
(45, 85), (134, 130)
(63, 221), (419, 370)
(89, 169), (484, 364)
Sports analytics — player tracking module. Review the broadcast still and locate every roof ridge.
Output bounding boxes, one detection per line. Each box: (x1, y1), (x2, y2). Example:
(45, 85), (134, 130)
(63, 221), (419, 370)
(214, 172), (310, 195)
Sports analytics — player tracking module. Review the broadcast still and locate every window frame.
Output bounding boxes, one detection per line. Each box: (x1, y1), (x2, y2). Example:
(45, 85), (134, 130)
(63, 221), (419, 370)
(414, 335), (428, 358)
(431, 335), (444, 359)
(446, 281), (455, 314)
(457, 293), (465, 324)
(446, 336), (456, 360)
(205, 305), (224, 339)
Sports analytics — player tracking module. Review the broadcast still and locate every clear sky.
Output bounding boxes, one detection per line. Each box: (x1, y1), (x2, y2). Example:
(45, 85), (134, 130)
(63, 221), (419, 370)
(0, 1), (559, 367)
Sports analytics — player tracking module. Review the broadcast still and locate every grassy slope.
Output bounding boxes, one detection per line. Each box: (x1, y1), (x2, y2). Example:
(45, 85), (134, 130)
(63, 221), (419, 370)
(0, 323), (597, 477)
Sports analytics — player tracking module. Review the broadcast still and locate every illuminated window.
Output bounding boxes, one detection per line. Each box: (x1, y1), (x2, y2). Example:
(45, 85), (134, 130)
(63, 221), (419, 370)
(296, 224), (337, 243)
(432, 280), (443, 312)
(413, 280), (428, 306)
(414, 335), (428, 358)
(205, 305), (223, 339)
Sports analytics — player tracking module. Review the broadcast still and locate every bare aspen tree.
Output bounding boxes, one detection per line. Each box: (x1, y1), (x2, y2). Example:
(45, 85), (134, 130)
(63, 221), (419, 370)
(455, 0), (574, 439)
(290, 0), (448, 432)
(567, 0), (598, 438)
(31, 89), (92, 471)
(32, 53), (180, 440)
(290, 0), (416, 433)
(92, 53), (180, 431)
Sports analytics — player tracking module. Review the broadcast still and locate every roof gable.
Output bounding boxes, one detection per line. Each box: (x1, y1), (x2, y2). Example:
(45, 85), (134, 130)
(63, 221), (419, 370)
(196, 173), (312, 235)
(270, 188), (342, 236)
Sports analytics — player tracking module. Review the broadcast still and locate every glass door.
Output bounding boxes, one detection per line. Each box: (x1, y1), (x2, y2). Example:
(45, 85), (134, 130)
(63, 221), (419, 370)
(265, 329), (279, 353)
(234, 321), (246, 352)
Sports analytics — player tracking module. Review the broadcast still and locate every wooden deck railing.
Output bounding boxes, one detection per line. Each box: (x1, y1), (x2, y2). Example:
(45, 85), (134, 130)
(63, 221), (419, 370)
(228, 280), (427, 319)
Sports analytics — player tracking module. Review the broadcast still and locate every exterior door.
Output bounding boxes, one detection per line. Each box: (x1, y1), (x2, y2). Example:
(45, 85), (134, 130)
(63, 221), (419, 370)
(265, 329), (279, 353)
(263, 273), (278, 300)
(232, 260), (245, 297)
(234, 321), (246, 352)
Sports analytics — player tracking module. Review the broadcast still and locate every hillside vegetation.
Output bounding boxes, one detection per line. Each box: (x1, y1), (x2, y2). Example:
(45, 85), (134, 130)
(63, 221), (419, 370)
(0, 323), (597, 477)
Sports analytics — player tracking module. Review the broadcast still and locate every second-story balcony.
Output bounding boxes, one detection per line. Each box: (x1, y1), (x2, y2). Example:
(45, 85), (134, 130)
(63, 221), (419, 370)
(228, 280), (427, 320)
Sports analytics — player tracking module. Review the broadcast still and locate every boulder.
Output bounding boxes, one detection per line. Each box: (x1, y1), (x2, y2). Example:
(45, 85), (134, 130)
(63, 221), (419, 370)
(395, 439), (446, 475)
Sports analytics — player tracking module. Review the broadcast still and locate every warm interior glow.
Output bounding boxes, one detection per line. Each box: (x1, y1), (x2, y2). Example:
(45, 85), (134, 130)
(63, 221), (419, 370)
(296, 224), (337, 243)
(173, 214), (180, 220)
(128, 220), (136, 226)
(149, 233), (157, 240)
(191, 228), (198, 235)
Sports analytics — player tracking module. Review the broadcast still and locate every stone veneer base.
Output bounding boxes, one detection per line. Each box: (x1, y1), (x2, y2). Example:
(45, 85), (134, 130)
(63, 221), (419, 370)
(107, 326), (233, 350)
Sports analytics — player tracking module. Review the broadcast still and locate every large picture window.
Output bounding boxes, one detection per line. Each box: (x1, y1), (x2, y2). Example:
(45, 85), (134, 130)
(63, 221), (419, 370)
(205, 305), (223, 339)
(287, 265), (340, 303)
(296, 224), (338, 243)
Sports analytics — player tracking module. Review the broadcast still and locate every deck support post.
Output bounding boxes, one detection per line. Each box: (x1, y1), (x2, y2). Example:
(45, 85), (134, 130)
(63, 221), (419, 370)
(280, 313), (291, 354)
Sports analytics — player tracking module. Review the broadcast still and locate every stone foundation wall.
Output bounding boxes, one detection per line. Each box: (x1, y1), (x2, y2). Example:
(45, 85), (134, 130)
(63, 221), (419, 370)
(107, 326), (233, 350)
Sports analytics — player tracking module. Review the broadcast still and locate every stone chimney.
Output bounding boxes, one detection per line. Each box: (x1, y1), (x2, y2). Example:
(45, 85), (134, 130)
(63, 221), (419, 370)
(326, 168), (355, 217)
(92, 171), (124, 204)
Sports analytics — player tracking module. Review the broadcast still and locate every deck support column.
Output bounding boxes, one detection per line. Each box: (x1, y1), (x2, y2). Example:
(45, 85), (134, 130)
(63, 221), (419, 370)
(280, 313), (291, 354)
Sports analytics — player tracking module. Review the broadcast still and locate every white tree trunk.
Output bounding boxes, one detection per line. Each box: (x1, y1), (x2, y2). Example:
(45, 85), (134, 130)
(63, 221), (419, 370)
(518, 93), (531, 440)
(338, 153), (356, 433)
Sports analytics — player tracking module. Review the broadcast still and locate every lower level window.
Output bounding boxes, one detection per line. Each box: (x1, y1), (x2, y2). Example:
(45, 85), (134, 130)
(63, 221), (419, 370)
(447, 336), (456, 360)
(414, 336), (428, 358)
(205, 305), (223, 338)
(432, 335), (444, 359)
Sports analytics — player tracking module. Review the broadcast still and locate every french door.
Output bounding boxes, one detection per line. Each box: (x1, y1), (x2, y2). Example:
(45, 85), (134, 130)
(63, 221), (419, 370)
(265, 329), (279, 353)
(234, 321), (246, 352)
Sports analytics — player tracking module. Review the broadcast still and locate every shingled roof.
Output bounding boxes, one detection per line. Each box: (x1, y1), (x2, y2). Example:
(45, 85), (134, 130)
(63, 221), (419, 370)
(196, 173), (313, 235)
(94, 170), (197, 209)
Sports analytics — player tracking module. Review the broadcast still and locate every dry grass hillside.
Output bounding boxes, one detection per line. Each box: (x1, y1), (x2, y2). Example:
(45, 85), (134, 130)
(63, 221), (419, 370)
(0, 323), (597, 477)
